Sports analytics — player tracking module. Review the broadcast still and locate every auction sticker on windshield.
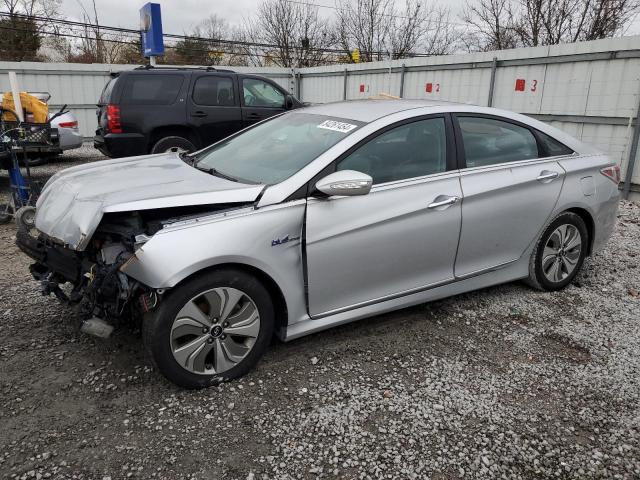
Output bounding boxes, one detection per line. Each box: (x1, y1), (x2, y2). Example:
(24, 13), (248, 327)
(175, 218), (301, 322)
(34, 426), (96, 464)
(317, 120), (358, 133)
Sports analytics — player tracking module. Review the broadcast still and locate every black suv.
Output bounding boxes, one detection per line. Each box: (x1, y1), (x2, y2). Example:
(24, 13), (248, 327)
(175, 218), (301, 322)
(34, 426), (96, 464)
(94, 67), (302, 158)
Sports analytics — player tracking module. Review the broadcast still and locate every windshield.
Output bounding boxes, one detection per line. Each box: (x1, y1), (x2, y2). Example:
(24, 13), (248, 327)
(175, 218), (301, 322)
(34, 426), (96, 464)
(194, 112), (364, 184)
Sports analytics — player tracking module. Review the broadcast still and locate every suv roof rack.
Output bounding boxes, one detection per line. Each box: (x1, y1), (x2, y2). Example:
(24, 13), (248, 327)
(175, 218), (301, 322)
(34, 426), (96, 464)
(133, 65), (235, 73)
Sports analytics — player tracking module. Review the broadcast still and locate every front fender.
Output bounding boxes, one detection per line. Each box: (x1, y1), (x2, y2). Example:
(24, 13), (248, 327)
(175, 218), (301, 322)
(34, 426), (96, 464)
(121, 200), (308, 325)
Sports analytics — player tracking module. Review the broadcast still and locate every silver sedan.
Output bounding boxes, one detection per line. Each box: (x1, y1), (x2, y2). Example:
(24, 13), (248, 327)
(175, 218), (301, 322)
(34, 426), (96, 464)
(18, 100), (620, 388)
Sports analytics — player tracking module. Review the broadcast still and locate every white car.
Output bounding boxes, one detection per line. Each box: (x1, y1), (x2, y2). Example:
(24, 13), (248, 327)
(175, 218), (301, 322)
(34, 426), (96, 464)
(50, 110), (83, 152)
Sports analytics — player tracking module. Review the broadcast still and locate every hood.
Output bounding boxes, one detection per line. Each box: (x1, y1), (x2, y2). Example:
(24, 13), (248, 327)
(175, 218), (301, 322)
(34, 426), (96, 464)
(35, 152), (265, 250)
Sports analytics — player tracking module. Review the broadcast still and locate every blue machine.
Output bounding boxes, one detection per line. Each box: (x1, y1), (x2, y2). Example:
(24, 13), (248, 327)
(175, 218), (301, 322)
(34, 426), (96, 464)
(140, 3), (164, 57)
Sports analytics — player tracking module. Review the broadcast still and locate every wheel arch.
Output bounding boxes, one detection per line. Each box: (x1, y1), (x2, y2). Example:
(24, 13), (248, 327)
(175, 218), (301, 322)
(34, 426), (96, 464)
(565, 207), (595, 256)
(168, 262), (289, 341)
(148, 125), (201, 152)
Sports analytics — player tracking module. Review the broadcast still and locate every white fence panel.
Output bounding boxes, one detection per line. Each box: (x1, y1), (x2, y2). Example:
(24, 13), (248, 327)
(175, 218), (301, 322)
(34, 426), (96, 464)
(2, 36), (640, 191)
(404, 68), (492, 105)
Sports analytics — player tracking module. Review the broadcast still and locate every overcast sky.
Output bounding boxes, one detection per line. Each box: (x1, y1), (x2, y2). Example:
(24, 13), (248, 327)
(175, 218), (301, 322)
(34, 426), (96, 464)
(59, 0), (640, 38)
(60, 0), (468, 34)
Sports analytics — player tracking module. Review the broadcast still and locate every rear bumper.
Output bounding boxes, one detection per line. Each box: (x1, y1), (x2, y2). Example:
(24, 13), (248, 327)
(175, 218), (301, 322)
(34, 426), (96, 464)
(94, 131), (147, 158)
(59, 128), (83, 151)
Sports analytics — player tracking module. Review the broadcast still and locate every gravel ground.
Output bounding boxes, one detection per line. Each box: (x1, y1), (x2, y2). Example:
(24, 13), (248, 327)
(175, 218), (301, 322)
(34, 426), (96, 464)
(0, 146), (639, 479)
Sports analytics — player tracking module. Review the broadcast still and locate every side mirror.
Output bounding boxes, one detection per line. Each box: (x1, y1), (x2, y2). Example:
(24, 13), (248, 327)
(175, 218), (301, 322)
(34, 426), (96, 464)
(285, 94), (294, 110)
(315, 170), (373, 197)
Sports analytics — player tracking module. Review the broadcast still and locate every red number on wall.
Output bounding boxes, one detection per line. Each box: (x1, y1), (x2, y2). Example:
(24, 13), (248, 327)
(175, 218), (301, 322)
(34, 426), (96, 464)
(426, 83), (433, 93)
(515, 79), (526, 91)
(530, 79), (538, 92)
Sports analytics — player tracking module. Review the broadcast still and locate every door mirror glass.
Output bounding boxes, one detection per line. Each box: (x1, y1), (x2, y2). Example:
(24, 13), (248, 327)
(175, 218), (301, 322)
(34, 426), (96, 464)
(315, 170), (373, 197)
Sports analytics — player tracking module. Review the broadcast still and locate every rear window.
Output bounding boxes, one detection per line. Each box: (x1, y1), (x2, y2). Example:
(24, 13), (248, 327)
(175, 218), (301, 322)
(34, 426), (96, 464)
(193, 76), (235, 106)
(99, 77), (118, 104)
(121, 74), (184, 106)
(458, 116), (539, 168)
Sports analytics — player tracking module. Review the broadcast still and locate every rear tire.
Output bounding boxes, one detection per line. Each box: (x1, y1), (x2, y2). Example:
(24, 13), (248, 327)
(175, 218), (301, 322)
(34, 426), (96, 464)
(143, 269), (274, 389)
(527, 212), (588, 291)
(15, 206), (36, 232)
(150, 136), (196, 155)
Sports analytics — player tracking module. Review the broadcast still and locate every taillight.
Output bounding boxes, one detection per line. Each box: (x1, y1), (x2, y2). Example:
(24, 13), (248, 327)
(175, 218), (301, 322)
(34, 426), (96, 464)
(57, 121), (78, 129)
(106, 104), (122, 133)
(600, 165), (621, 184)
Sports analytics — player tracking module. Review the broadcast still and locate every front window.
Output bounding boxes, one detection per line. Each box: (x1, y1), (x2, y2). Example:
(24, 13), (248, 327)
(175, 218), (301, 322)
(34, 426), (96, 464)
(338, 117), (447, 184)
(194, 113), (364, 184)
(243, 78), (285, 108)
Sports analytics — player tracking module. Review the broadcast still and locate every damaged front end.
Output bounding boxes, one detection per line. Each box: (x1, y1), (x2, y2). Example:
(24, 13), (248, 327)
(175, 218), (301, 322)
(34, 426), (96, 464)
(17, 212), (159, 329)
(14, 151), (266, 337)
(16, 204), (246, 335)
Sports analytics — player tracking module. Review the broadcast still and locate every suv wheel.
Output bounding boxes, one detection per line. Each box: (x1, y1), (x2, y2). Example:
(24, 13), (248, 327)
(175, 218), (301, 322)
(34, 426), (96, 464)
(143, 269), (274, 388)
(151, 136), (196, 154)
(527, 211), (588, 291)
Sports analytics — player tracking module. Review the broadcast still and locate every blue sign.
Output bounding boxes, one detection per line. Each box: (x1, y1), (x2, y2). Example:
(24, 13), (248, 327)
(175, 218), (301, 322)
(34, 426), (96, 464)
(140, 3), (164, 57)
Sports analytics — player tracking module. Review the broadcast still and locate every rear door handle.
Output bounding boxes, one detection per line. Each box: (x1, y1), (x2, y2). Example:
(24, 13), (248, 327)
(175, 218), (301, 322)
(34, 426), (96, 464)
(247, 113), (261, 119)
(428, 195), (460, 209)
(537, 170), (560, 182)
(191, 111), (207, 118)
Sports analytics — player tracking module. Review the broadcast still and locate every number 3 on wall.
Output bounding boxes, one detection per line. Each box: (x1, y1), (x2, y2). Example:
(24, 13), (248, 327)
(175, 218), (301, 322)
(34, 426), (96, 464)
(530, 79), (538, 92)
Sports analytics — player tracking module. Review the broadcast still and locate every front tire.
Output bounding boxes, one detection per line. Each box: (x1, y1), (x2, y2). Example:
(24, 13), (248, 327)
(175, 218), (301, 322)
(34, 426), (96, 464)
(527, 212), (588, 291)
(150, 136), (196, 155)
(143, 269), (274, 388)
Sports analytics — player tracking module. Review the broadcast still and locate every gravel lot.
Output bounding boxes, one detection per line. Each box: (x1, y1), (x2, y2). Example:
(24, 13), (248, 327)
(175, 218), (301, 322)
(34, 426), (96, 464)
(1, 145), (639, 479)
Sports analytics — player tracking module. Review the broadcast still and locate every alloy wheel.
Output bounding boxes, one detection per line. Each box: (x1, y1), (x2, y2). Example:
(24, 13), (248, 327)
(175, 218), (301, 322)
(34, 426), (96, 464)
(170, 287), (260, 375)
(541, 224), (582, 283)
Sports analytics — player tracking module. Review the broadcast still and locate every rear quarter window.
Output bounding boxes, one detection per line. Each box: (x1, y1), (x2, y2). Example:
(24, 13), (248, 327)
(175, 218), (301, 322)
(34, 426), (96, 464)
(99, 77), (118, 104)
(121, 74), (184, 106)
(536, 130), (574, 157)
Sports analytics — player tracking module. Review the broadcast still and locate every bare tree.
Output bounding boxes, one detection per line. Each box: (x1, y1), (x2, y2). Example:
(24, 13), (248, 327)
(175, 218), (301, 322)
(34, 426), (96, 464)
(73, 0), (105, 62)
(463, 0), (640, 51)
(389, 2), (459, 57)
(462, 0), (519, 51)
(335, 0), (392, 62)
(240, 0), (336, 67)
(335, 0), (457, 62)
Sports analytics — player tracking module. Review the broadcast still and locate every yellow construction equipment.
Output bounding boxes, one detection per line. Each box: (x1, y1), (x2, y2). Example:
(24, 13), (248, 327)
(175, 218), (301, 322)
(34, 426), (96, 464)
(1, 92), (49, 123)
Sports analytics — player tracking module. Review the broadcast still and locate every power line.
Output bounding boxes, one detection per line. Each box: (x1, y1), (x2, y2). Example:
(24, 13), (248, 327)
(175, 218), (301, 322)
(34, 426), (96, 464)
(0, 11), (400, 57)
(282, 0), (469, 27)
(0, 24), (346, 65)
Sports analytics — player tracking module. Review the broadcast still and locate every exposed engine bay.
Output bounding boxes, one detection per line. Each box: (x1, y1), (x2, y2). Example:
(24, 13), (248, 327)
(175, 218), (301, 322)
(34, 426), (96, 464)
(16, 203), (249, 330)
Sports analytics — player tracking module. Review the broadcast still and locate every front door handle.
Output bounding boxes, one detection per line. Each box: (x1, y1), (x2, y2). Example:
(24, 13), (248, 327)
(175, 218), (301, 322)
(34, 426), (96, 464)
(191, 111), (207, 118)
(247, 113), (261, 119)
(428, 195), (460, 209)
(537, 170), (560, 182)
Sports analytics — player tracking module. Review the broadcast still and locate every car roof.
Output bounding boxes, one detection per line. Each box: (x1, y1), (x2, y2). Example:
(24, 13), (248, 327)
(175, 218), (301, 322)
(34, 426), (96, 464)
(300, 99), (460, 123)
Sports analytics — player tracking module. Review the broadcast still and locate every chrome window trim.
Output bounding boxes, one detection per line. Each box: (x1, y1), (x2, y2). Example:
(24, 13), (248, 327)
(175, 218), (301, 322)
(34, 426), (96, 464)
(458, 153), (577, 176)
(369, 169), (461, 192)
